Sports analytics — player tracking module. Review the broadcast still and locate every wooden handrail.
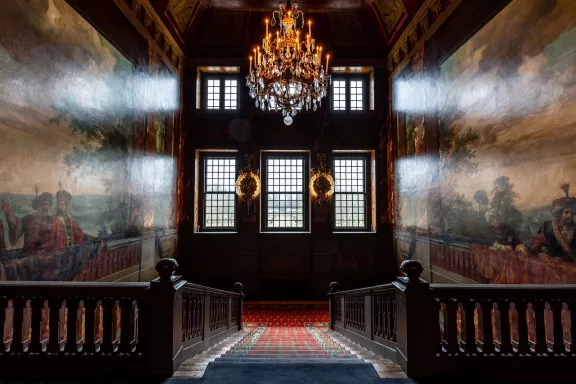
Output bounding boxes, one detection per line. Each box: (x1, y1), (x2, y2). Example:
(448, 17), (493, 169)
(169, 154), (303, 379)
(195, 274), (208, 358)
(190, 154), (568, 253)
(329, 260), (576, 380)
(0, 258), (244, 379)
(330, 283), (395, 296)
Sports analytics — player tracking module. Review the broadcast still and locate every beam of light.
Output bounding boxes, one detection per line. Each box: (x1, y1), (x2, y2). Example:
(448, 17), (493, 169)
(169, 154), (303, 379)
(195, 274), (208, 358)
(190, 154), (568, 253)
(0, 71), (179, 114)
(393, 59), (574, 120)
(395, 156), (439, 191)
(130, 156), (176, 195)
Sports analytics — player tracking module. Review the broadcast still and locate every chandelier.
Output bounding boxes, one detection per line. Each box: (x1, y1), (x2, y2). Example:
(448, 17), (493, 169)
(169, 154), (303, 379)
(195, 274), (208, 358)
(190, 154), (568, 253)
(246, 0), (331, 125)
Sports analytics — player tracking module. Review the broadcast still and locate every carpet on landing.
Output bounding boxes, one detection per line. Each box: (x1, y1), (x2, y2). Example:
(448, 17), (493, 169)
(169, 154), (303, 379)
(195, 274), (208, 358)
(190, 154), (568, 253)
(164, 362), (416, 384)
(168, 326), (417, 383)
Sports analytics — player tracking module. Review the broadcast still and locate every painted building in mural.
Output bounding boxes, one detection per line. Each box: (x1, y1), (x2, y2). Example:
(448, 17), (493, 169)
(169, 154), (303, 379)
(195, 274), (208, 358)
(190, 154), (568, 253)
(394, 0), (576, 284)
(0, 0), (179, 281)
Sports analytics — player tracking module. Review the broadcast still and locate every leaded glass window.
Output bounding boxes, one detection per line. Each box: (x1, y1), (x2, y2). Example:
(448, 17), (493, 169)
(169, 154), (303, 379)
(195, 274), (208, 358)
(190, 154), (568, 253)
(263, 154), (308, 231)
(202, 156), (237, 229)
(333, 156), (368, 229)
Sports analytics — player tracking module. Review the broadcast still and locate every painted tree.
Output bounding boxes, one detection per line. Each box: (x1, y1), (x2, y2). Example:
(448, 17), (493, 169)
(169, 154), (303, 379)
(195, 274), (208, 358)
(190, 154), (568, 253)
(49, 98), (133, 238)
(473, 190), (489, 212)
(490, 176), (523, 232)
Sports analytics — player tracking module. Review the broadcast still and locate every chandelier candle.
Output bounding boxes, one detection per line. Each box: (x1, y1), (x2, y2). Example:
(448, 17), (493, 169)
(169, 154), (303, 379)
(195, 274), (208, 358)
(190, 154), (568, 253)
(246, 0), (331, 125)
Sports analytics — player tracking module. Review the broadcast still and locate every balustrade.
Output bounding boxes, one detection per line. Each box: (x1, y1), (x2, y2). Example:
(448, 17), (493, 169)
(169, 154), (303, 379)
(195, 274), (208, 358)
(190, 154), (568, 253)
(434, 285), (575, 357)
(0, 258), (244, 379)
(182, 292), (203, 342)
(209, 296), (228, 331)
(329, 260), (576, 380)
(329, 284), (397, 361)
(0, 283), (145, 358)
(373, 289), (396, 342)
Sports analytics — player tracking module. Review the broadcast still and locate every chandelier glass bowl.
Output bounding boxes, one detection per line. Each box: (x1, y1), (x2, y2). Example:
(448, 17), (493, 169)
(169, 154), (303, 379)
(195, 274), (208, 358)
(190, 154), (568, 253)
(246, 1), (331, 125)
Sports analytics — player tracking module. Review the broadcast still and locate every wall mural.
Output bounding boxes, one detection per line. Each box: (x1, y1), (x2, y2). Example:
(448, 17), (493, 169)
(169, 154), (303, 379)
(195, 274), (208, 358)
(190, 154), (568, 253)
(166, 0), (199, 35)
(0, 0), (178, 281)
(372, 0), (407, 41)
(395, 0), (576, 284)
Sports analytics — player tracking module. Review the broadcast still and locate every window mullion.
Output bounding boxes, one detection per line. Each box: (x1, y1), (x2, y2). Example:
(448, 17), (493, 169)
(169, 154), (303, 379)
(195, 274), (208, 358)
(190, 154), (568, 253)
(220, 80), (225, 111)
(347, 79), (351, 111)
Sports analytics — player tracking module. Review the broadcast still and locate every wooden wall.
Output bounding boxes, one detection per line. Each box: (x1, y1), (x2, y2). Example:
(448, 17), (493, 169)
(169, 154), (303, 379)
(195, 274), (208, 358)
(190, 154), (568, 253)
(179, 62), (395, 300)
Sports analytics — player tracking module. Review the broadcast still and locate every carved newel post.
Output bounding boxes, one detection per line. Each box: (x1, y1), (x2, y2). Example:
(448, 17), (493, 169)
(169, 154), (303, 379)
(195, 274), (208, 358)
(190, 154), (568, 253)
(234, 282), (244, 330)
(400, 260), (424, 284)
(393, 260), (435, 378)
(156, 258), (180, 282)
(147, 258), (187, 377)
(327, 282), (339, 330)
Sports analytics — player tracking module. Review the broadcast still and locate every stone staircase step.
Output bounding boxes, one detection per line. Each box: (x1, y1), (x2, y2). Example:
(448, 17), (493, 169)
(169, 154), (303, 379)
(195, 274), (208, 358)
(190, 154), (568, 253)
(210, 358), (369, 364)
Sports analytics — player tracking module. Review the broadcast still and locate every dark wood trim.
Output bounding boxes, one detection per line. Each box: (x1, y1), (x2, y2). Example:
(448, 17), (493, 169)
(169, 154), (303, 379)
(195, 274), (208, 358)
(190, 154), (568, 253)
(330, 262), (576, 380)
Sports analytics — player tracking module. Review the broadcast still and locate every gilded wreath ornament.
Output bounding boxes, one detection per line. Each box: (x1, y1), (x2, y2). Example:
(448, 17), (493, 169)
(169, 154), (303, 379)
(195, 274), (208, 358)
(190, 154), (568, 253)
(310, 153), (334, 204)
(236, 154), (261, 214)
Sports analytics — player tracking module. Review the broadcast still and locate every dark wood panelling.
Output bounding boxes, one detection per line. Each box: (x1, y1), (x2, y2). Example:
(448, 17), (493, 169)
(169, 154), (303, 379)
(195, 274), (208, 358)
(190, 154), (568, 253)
(182, 60), (390, 300)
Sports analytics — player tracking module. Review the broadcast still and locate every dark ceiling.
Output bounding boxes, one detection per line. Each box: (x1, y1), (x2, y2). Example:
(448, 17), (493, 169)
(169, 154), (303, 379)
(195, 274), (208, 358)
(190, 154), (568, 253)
(202, 0), (366, 11)
(149, 0), (424, 60)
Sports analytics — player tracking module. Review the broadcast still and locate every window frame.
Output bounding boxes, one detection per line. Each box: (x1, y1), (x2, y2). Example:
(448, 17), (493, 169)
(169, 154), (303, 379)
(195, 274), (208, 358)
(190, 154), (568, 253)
(198, 152), (239, 232)
(330, 75), (369, 112)
(202, 74), (240, 111)
(331, 153), (372, 232)
(261, 152), (310, 233)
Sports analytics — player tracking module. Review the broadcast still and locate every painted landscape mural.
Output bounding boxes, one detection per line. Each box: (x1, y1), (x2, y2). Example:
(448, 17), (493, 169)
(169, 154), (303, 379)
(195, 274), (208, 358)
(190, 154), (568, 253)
(395, 0), (576, 284)
(0, 0), (179, 281)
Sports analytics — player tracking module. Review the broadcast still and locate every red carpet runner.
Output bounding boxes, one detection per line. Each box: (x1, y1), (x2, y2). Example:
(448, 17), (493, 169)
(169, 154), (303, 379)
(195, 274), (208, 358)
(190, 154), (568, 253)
(223, 327), (357, 359)
(242, 302), (330, 327)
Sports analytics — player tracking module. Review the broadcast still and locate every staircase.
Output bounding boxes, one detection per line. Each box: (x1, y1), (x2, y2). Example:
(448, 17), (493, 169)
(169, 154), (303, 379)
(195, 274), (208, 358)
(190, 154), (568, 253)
(171, 326), (411, 383)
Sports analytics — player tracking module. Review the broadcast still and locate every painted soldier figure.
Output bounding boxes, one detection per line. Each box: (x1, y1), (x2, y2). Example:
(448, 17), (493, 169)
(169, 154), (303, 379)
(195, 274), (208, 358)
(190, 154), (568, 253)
(49, 190), (90, 249)
(528, 184), (576, 261)
(0, 219), (6, 253)
(1, 192), (53, 252)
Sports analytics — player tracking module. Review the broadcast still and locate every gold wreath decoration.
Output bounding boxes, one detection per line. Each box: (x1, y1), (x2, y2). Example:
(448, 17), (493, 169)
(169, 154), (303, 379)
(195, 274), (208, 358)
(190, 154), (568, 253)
(310, 153), (334, 204)
(236, 170), (261, 201)
(235, 154), (261, 214)
(310, 172), (334, 203)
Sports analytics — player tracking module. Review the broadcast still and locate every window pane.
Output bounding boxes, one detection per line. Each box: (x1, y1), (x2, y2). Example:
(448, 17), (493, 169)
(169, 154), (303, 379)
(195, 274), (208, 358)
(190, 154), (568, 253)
(266, 156), (305, 229)
(334, 157), (366, 228)
(224, 79), (238, 110)
(204, 157), (236, 228)
(333, 80), (346, 111)
(350, 80), (363, 111)
(207, 79), (220, 110)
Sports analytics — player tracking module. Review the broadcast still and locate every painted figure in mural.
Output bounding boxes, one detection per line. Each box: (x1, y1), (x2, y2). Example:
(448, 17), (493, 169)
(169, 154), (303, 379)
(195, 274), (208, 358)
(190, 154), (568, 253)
(528, 184), (576, 262)
(0, 220), (5, 253)
(485, 208), (525, 253)
(1, 192), (53, 252)
(49, 190), (91, 249)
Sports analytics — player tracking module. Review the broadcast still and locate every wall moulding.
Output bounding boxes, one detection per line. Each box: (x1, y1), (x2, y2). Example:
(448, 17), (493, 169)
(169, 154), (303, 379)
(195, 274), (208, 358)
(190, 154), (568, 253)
(388, 0), (463, 77)
(114, 0), (186, 73)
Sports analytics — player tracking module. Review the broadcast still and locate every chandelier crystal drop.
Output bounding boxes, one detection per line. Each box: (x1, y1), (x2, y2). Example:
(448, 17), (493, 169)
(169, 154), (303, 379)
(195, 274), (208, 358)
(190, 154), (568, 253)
(246, 0), (331, 125)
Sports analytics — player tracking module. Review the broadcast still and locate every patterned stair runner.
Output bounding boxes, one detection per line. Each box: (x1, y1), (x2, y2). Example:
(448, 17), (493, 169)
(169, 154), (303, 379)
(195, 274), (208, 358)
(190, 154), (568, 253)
(173, 326), (408, 380)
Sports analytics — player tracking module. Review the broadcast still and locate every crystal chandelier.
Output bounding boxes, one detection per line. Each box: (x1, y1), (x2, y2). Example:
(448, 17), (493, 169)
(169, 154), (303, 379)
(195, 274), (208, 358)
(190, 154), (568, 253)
(246, 0), (331, 125)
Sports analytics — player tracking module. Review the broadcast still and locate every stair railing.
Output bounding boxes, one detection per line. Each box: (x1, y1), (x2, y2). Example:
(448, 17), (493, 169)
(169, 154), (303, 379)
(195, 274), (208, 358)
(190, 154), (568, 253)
(329, 260), (576, 380)
(0, 258), (243, 379)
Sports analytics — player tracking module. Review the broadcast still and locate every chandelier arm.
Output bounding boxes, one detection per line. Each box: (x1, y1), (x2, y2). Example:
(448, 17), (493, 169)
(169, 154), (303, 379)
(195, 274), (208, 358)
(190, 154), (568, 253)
(271, 9), (280, 26)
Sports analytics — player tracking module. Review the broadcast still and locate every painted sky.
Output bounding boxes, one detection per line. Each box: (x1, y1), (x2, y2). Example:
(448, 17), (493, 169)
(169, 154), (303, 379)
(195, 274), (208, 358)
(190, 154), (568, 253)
(0, 0), (133, 196)
(439, 0), (576, 210)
